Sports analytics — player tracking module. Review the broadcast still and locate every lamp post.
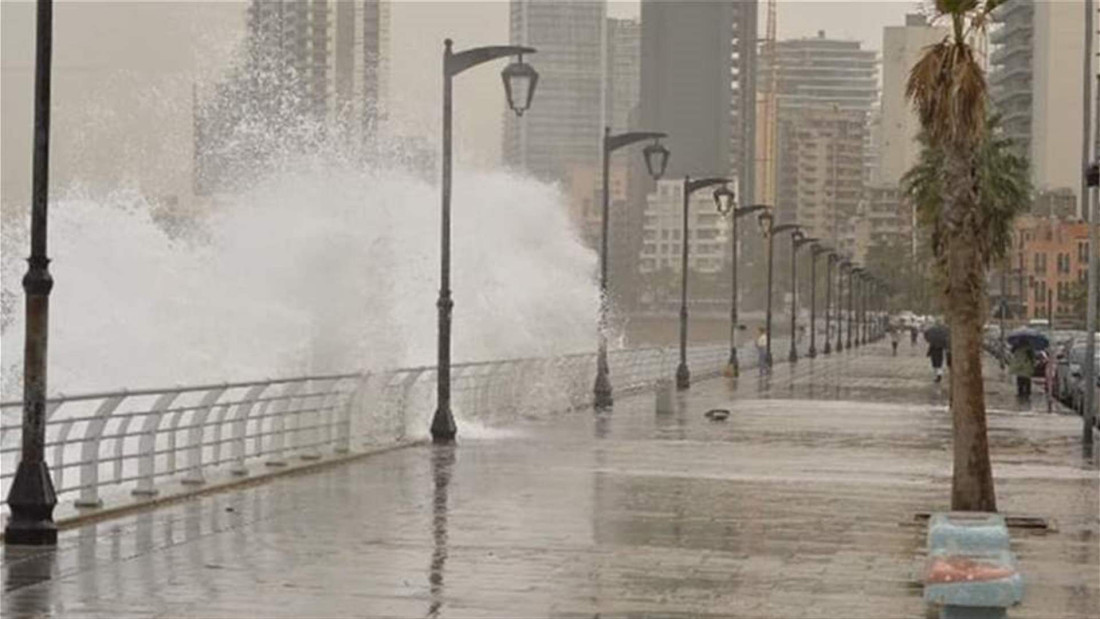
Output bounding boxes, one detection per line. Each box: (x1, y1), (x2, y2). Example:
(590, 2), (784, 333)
(790, 233), (818, 362)
(848, 266), (861, 350)
(675, 175), (732, 390)
(823, 251), (836, 355)
(5, 0), (57, 546)
(757, 213), (799, 370)
(809, 245), (830, 358)
(857, 274), (866, 346)
(836, 259), (850, 352)
(432, 40), (538, 444)
(1082, 161), (1098, 448)
(718, 198), (770, 377)
(593, 128), (669, 410)
(865, 276), (874, 343)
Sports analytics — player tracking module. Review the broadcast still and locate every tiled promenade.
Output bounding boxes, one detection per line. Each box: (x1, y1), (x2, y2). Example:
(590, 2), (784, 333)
(3, 342), (1097, 618)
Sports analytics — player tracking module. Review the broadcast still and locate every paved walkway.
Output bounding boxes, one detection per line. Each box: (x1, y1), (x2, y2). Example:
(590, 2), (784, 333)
(3, 342), (1097, 618)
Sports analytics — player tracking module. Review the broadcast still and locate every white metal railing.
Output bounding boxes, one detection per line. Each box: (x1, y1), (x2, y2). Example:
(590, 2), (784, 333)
(0, 343), (745, 511)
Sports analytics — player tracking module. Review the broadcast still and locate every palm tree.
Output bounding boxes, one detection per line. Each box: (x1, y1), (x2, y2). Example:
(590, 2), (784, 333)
(904, 0), (1030, 512)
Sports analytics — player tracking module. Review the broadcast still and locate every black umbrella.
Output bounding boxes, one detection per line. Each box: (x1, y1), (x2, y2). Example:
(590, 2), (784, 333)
(924, 324), (949, 347)
(1006, 328), (1049, 351)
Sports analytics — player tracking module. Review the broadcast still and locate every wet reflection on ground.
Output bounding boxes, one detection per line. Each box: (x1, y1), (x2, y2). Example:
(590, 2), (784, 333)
(0, 343), (1094, 618)
(427, 444), (454, 618)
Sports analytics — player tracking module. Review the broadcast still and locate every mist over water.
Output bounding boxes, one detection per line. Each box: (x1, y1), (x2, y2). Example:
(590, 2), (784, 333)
(0, 161), (600, 399)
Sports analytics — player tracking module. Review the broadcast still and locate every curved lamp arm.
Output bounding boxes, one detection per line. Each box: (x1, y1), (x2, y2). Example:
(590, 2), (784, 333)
(794, 236), (819, 250)
(733, 204), (770, 219)
(607, 130), (667, 153)
(685, 176), (731, 195)
(446, 41), (536, 76)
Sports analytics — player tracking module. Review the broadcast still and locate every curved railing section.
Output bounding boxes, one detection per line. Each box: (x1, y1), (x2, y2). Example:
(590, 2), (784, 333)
(0, 343), (744, 511)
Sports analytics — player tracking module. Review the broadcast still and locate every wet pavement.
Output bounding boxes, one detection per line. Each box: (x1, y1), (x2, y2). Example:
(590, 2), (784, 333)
(2, 342), (1097, 618)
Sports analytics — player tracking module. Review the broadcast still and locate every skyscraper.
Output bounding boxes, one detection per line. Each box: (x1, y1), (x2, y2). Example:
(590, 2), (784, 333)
(772, 32), (878, 119)
(621, 0), (757, 308)
(990, 0), (1091, 213)
(605, 17), (640, 134)
(767, 32), (876, 250)
(503, 0), (606, 183)
(878, 14), (948, 186)
(195, 1), (389, 195)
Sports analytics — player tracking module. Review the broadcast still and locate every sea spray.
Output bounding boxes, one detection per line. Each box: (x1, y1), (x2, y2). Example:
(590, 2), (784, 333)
(0, 163), (600, 399)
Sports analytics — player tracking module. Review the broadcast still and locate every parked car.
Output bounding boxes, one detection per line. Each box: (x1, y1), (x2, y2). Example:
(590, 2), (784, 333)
(1065, 346), (1100, 414)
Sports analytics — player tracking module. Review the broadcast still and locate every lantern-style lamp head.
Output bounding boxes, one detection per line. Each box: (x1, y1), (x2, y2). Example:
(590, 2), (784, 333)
(502, 54), (539, 116)
(642, 139), (670, 180)
(713, 184), (736, 216)
(757, 211), (773, 237)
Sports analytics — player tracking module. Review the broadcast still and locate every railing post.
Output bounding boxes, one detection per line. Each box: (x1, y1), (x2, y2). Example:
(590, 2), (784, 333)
(132, 392), (180, 496)
(227, 383), (269, 476)
(182, 386), (227, 485)
(266, 382), (303, 467)
(75, 394), (127, 508)
(298, 378), (334, 460)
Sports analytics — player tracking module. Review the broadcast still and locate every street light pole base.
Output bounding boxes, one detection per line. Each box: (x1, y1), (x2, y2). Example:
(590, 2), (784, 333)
(4, 460), (58, 546)
(676, 363), (691, 391)
(593, 375), (613, 410)
(430, 407), (457, 444)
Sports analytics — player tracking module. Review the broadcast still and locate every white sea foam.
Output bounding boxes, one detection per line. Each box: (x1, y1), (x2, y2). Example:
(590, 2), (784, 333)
(0, 162), (600, 399)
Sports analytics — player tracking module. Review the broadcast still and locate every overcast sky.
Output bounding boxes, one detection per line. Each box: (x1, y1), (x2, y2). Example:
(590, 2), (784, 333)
(388, 0), (924, 166)
(1, 0), (929, 203)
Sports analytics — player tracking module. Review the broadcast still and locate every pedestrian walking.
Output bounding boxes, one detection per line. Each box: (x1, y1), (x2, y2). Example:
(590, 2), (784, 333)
(755, 327), (769, 376)
(890, 328), (900, 356)
(1008, 342), (1036, 399)
(928, 342), (946, 382)
(910, 326), (918, 346)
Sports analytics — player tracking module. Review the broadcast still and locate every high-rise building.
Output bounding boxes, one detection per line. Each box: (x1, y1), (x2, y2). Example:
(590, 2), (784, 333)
(638, 1), (757, 181)
(774, 107), (866, 256)
(623, 0), (757, 309)
(765, 31), (876, 240)
(196, 1), (389, 194)
(773, 32), (877, 119)
(637, 179), (731, 305)
(990, 0), (1092, 212)
(605, 17), (639, 134)
(879, 14), (948, 186)
(503, 0), (606, 183)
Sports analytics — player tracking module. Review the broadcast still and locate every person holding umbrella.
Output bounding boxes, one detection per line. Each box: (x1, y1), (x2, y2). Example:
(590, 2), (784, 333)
(1009, 342), (1036, 399)
(924, 322), (950, 382)
(1006, 328), (1050, 400)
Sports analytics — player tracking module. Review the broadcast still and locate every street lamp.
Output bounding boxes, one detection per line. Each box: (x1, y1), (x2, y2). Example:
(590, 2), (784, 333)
(432, 40), (538, 444)
(854, 273), (864, 347)
(676, 175), (732, 390)
(836, 259), (850, 352)
(757, 212), (800, 370)
(790, 233), (818, 362)
(809, 245), (832, 358)
(718, 196), (770, 377)
(848, 266), (863, 350)
(593, 129), (669, 410)
(6, 0), (57, 546)
(823, 251), (837, 355)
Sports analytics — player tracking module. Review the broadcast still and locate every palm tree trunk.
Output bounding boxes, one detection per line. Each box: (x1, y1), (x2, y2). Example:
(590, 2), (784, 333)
(944, 149), (997, 512)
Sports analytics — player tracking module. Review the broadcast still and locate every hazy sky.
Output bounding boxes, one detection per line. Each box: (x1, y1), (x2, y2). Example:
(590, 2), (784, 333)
(1, 0), (928, 206)
(388, 0), (923, 166)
